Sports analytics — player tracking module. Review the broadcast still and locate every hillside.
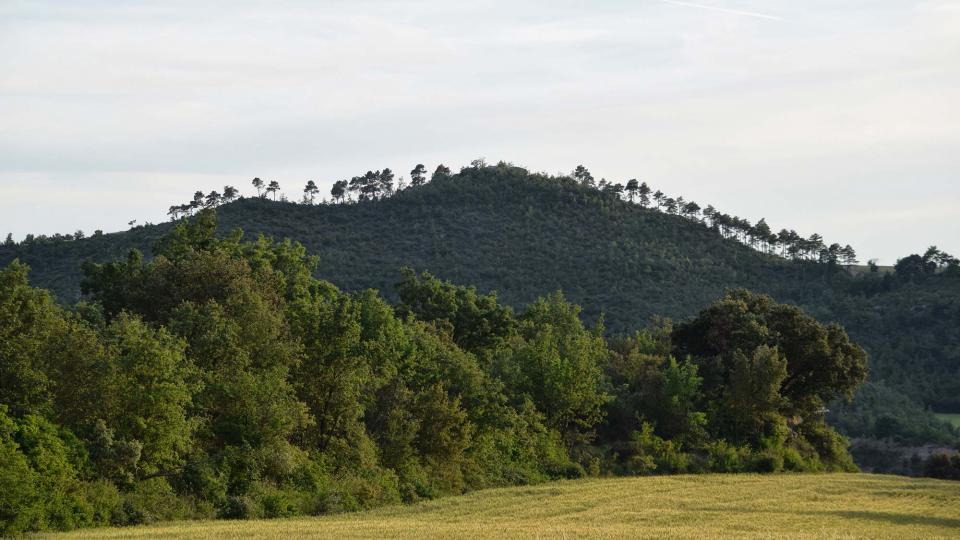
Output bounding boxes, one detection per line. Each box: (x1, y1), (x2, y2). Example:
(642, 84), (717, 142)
(3, 166), (798, 324)
(2, 165), (959, 418)
(50, 474), (960, 539)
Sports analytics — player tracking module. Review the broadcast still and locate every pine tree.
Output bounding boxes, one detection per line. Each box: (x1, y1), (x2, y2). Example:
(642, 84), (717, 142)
(653, 190), (665, 210)
(267, 180), (280, 200)
(222, 185), (239, 202)
(331, 180), (347, 203)
(410, 164), (428, 187)
(432, 164), (451, 181)
(573, 165), (595, 187)
(625, 179), (639, 202)
(204, 191), (221, 208)
(638, 182), (652, 208)
(379, 168), (395, 196)
(303, 180), (319, 204)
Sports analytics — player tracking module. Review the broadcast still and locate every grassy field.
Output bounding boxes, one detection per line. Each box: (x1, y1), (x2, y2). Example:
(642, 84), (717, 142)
(935, 413), (960, 428)
(50, 474), (960, 539)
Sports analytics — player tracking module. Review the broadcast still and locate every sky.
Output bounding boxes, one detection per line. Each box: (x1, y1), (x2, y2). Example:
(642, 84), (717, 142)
(1, 0), (958, 264)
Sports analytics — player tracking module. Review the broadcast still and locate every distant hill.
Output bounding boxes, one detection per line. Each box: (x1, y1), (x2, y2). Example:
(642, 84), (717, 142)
(0, 166), (812, 321)
(2, 163), (959, 421)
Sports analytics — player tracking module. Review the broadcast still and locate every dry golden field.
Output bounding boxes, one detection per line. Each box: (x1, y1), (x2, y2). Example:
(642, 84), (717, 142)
(49, 473), (960, 539)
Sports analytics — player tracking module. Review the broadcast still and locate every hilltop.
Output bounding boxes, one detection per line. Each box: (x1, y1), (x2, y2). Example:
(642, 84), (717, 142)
(0, 165), (841, 324)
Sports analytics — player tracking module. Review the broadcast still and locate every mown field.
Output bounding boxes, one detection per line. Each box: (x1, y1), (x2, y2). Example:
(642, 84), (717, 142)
(50, 474), (960, 539)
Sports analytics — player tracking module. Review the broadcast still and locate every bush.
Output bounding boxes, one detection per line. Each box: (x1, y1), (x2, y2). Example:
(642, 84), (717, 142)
(924, 453), (960, 480)
(627, 423), (690, 475)
(782, 447), (815, 472)
(82, 480), (124, 526)
(120, 478), (193, 525)
(332, 469), (401, 512)
(748, 449), (784, 473)
(704, 440), (745, 473)
(176, 458), (228, 506)
(219, 495), (257, 520)
(252, 483), (298, 519)
(0, 428), (41, 535)
(0, 409), (96, 533)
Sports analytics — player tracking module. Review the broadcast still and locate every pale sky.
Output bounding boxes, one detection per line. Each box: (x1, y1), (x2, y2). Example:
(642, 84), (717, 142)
(2, 0), (958, 263)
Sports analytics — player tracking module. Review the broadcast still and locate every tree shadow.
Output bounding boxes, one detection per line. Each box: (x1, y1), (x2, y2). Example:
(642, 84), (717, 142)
(814, 510), (960, 529)
(696, 507), (960, 529)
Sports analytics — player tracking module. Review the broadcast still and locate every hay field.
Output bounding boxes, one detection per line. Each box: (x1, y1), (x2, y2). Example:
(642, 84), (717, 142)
(51, 473), (960, 539)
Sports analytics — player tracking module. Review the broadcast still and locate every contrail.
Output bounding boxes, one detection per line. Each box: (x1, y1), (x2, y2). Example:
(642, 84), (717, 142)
(654, 0), (784, 21)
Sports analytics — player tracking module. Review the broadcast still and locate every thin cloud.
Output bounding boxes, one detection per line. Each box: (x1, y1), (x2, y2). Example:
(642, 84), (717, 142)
(653, 0), (784, 21)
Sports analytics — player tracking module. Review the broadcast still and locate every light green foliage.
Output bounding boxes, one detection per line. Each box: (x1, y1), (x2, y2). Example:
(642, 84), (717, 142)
(0, 406), (103, 534)
(289, 289), (375, 456)
(0, 260), (62, 415)
(506, 292), (611, 449)
(48, 313), (194, 481)
(627, 422), (689, 474)
(98, 315), (194, 476)
(0, 406), (42, 535)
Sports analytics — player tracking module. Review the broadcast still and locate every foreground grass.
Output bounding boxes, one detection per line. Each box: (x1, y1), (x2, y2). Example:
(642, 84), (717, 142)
(52, 474), (960, 539)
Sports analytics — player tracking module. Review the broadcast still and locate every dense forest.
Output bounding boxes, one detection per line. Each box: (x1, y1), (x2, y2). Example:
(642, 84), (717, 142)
(2, 209), (875, 534)
(1, 162), (958, 470)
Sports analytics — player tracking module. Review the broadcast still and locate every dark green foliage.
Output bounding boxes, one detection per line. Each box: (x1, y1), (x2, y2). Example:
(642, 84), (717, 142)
(827, 274), (960, 412)
(601, 290), (864, 476)
(829, 382), (959, 446)
(673, 290), (868, 408)
(670, 290), (867, 471)
(924, 453), (960, 480)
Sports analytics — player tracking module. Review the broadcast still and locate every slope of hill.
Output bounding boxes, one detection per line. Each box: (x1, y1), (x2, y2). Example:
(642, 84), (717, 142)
(2, 164), (959, 420)
(52, 474), (960, 539)
(0, 165), (818, 322)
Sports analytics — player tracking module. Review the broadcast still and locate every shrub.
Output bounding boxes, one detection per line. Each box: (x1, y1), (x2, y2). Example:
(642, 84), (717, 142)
(219, 495), (257, 520)
(2, 409), (95, 532)
(82, 479), (124, 526)
(120, 477), (192, 525)
(627, 423), (690, 475)
(703, 440), (745, 473)
(748, 449), (784, 473)
(0, 426), (41, 535)
(251, 483), (298, 519)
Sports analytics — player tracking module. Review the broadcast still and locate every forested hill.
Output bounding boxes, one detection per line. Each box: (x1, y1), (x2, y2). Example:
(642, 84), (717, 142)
(2, 163), (959, 416)
(2, 165), (805, 326)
